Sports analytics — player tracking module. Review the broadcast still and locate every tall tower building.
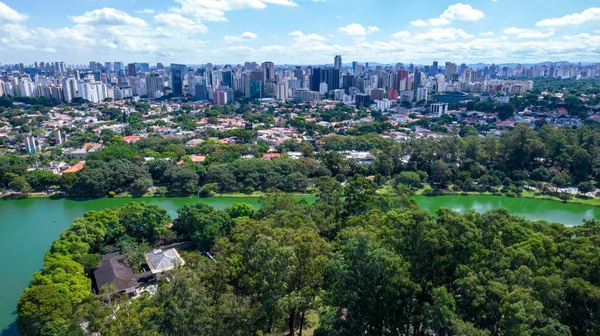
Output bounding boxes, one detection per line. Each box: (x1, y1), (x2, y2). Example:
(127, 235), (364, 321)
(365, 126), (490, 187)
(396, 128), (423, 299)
(262, 62), (275, 83)
(127, 63), (137, 76)
(334, 55), (342, 69)
(170, 64), (186, 96)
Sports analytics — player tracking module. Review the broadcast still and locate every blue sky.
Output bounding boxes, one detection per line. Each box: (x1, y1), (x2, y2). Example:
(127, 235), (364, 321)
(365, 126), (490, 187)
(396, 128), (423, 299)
(0, 0), (599, 65)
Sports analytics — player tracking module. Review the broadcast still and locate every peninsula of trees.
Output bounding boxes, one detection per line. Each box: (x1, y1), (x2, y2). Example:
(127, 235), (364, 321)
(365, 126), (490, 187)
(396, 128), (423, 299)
(17, 178), (600, 335)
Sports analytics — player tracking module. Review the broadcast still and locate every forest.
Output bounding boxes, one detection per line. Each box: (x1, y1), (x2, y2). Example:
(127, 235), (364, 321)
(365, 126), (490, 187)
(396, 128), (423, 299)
(17, 177), (600, 336)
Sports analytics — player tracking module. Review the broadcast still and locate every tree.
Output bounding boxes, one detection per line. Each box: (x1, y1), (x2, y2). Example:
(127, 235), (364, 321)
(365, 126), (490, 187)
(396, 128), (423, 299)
(118, 202), (171, 243)
(225, 203), (255, 218)
(495, 103), (516, 121)
(131, 178), (153, 195)
(571, 148), (592, 183)
(577, 182), (595, 195)
(162, 164), (199, 194)
(551, 173), (572, 191)
(396, 171), (422, 188)
(431, 160), (453, 188)
(17, 285), (73, 335)
(174, 203), (232, 250)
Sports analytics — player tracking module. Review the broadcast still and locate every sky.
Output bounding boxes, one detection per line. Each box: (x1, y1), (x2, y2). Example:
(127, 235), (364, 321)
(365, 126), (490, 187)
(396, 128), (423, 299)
(0, 0), (599, 65)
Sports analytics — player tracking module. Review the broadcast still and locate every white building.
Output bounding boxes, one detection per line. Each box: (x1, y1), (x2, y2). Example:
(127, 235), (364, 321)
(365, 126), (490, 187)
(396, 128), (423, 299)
(416, 87), (428, 103)
(319, 82), (328, 94)
(430, 103), (449, 117)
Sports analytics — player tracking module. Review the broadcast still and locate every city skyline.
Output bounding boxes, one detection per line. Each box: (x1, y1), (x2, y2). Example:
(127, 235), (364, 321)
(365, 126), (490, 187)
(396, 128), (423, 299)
(0, 1), (599, 64)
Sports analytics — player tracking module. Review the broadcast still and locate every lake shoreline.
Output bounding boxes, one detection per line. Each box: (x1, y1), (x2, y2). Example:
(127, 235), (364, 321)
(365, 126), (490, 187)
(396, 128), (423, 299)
(3, 188), (600, 208)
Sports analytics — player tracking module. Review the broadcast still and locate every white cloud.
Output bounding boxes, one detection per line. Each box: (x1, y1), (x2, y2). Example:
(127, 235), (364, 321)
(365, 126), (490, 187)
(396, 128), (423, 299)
(71, 8), (147, 26)
(504, 27), (554, 38)
(391, 30), (410, 39)
(136, 9), (155, 14)
(224, 31), (258, 43)
(411, 3), (484, 26)
(154, 13), (208, 34)
(440, 3), (484, 21)
(536, 7), (600, 27)
(480, 31), (494, 36)
(411, 19), (428, 27)
(0, 1), (28, 22)
(289, 30), (325, 41)
(414, 28), (474, 40)
(338, 23), (379, 36)
(171, 0), (297, 22)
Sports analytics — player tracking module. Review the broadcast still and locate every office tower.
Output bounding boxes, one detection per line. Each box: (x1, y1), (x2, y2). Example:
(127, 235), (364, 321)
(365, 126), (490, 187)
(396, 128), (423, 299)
(414, 70), (422, 89)
(249, 80), (261, 98)
(342, 74), (355, 94)
(262, 61), (275, 83)
(352, 61), (358, 74)
(170, 64), (186, 96)
(146, 74), (164, 99)
(310, 68), (322, 92)
(355, 93), (371, 108)
(104, 62), (113, 73)
(431, 61), (438, 76)
(127, 63), (136, 76)
(222, 70), (233, 88)
(138, 63), (150, 73)
(113, 62), (124, 73)
(459, 63), (466, 75)
(334, 55), (342, 69)
(445, 62), (457, 77)
(194, 84), (208, 101)
(325, 67), (340, 91)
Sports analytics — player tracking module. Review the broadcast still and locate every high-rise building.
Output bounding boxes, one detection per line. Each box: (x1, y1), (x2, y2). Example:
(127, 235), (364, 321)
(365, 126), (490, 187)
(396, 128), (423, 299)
(194, 84), (208, 101)
(310, 68), (322, 92)
(445, 62), (457, 77)
(127, 63), (137, 76)
(414, 70), (422, 89)
(323, 67), (340, 91)
(416, 86), (428, 102)
(114, 62), (124, 73)
(170, 64), (186, 96)
(355, 93), (371, 108)
(146, 74), (164, 99)
(431, 61), (438, 76)
(213, 89), (227, 105)
(352, 61), (358, 74)
(262, 62), (275, 83)
(334, 55), (342, 69)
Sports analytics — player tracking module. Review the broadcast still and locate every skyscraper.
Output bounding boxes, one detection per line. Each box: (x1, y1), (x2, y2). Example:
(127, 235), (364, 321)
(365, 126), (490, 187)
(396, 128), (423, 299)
(170, 64), (186, 96)
(127, 63), (137, 76)
(310, 68), (323, 92)
(334, 55), (342, 69)
(262, 62), (275, 83)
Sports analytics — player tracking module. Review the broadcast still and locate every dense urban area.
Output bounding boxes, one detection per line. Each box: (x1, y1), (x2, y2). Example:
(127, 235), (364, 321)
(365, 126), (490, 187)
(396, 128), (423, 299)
(4, 57), (600, 336)
(1, 59), (600, 201)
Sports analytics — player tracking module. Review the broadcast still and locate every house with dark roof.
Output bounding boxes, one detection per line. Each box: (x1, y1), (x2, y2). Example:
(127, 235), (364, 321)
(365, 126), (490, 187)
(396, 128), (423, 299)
(93, 253), (149, 295)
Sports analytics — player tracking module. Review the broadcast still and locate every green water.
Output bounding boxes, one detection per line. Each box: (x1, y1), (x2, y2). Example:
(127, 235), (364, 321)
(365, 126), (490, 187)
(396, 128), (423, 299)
(1, 195), (599, 335)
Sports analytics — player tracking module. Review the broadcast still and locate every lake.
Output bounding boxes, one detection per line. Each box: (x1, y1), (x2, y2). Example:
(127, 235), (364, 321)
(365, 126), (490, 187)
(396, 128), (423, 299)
(2, 195), (600, 335)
